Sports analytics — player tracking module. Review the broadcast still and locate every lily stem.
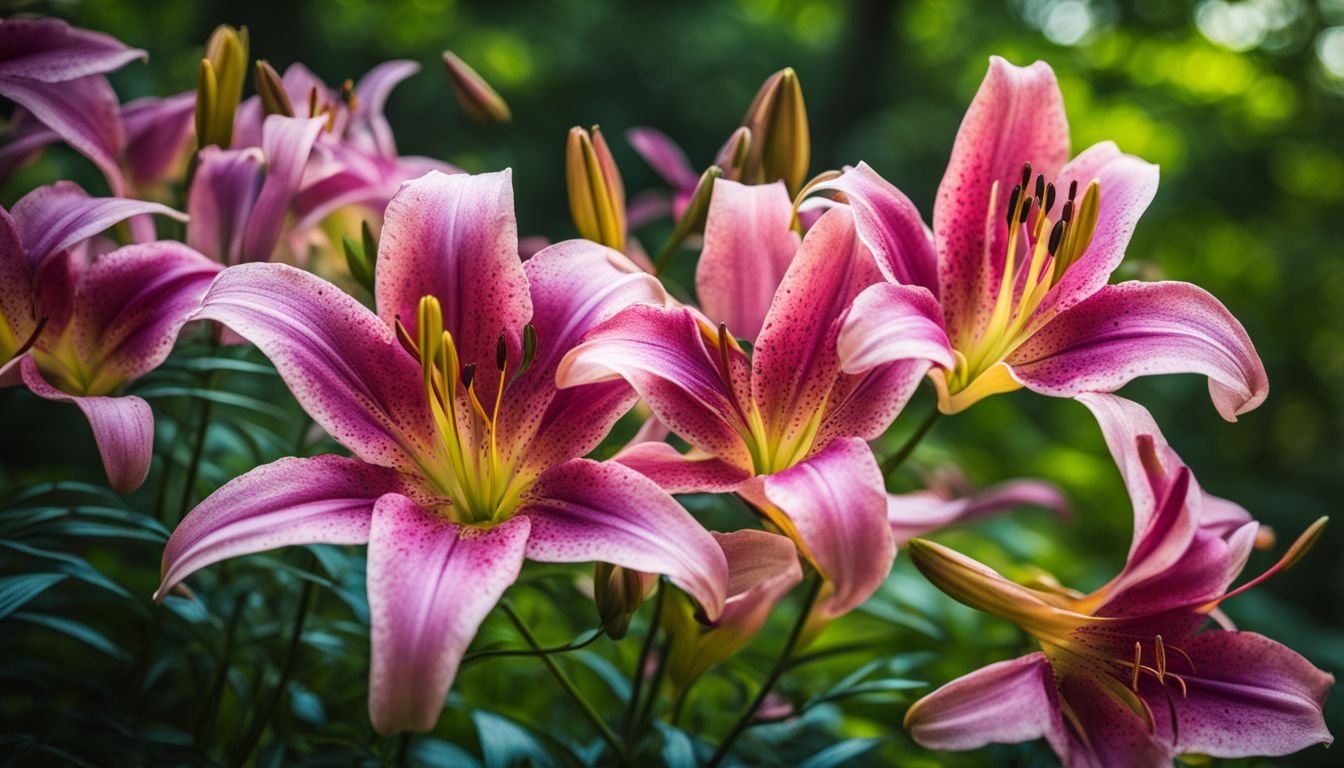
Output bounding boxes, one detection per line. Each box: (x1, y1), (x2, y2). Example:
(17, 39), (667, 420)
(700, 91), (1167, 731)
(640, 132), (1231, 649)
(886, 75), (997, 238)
(196, 589), (247, 744)
(707, 573), (824, 768)
(633, 633), (671, 737)
(500, 602), (627, 764)
(393, 732), (412, 768)
(624, 581), (665, 739)
(880, 406), (941, 477)
(175, 339), (222, 523)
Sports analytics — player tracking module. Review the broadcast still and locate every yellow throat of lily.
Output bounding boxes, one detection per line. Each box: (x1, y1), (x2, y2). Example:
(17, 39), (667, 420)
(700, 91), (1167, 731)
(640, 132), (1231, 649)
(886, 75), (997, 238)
(934, 162), (1100, 414)
(396, 295), (537, 526)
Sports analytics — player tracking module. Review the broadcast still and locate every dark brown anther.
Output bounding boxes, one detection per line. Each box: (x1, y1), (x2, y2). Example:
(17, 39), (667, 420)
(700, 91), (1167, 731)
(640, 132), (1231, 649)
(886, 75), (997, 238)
(339, 78), (355, 108)
(307, 86), (320, 118)
(1018, 196), (1033, 224)
(1034, 174), (1045, 202)
(1062, 199), (1074, 223)
(1020, 162), (1032, 190)
(495, 333), (507, 371)
(1044, 183), (1056, 214)
(462, 363), (477, 391)
(1006, 184), (1022, 226)
(1048, 220), (1065, 254)
(1068, 179), (1078, 201)
(393, 315), (419, 357)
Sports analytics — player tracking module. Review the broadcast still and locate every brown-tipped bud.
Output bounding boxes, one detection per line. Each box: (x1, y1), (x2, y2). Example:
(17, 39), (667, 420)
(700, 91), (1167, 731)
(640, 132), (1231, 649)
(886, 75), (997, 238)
(442, 50), (511, 125)
(196, 25), (249, 149)
(593, 563), (651, 639)
(255, 60), (294, 118)
(740, 67), (810, 195)
(714, 126), (752, 180)
(566, 125), (626, 251)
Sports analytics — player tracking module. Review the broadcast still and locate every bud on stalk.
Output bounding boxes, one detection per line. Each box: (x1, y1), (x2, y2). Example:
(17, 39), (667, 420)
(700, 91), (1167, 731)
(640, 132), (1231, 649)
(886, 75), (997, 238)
(593, 562), (651, 639)
(254, 60), (294, 118)
(739, 67), (809, 196)
(195, 25), (249, 150)
(442, 50), (512, 125)
(566, 125), (626, 251)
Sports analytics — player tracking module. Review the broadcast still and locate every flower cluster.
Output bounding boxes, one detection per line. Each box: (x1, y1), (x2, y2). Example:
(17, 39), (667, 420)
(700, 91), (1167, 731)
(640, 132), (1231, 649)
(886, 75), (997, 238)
(1, 15), (1331, 766)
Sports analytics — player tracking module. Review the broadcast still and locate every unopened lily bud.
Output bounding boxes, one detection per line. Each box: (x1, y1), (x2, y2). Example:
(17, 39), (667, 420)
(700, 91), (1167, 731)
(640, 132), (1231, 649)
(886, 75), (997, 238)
(714, 126), (752, 180)
(254, 60), (294, 118)
(740, 67), (810, 195)
(593, 562), (650, 639)
(652, 165), (721, 274)
(566, 125), (626, 251)
(442, 50), (511, 125)
(195, 25), (249, 149)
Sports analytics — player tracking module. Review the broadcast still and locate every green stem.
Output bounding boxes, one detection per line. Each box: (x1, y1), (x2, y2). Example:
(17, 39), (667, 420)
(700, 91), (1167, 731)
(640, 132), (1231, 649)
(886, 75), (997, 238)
(231, 575), (316, 767)
(624, 582), (664, 738)
(879, 406), (941, 477)
(652, 228), (691, 276)
(196, 590), (247, 744)
(500, 602), (627, 764)
(707, 574), (824, 768)
(633, 633), (671, 737)
(393, 732), (412, 767)
(670, 685), (689, 728)
(460, 628), (603, 667)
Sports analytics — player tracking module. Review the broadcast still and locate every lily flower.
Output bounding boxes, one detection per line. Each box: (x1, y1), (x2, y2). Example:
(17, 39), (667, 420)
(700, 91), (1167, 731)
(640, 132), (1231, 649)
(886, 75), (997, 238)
(824, 57), (1267, 420)
(903, 393), (1332, 767)
(1, 182), (216, 491)
(156, 170), (729, 735)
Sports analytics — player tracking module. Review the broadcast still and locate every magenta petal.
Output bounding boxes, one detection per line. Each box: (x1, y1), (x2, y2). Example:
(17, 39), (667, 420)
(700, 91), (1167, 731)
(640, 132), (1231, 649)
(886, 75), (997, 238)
(157, 456), (409, 599)
(837, 282), (955, 374)
(810, 162), (939, 292)
(0, 209), (37, 361)
(121, 92), (195, 189)
(1166, 631), (1333, 759)
(0, 73), (128, 194)
(21, 357), (152, 493)
(626, 127), (699, 191)
(376, 169), (532, 376)
(192, 262), (435, 470)
(935, 57), (1069, 343)
(1057, 668), (1171, 767)
(0, 111), (58, 187)
(696, 179), (800, 340)
(239, 115), (326, 263)
(1011, 281), (1269, 421)
(887, 479), (1068, 546)
(367, 495), (530, 734)
(523, 458), (728, 620)
(187, 147), (264, 264)
(739, 437), (893, 619)
(0, 19), (144, 81)
(906, 652), (1067, 754)
(350, 60), (419, 157)
(612, 441), (752, 494)
(11, 181), (185, 267)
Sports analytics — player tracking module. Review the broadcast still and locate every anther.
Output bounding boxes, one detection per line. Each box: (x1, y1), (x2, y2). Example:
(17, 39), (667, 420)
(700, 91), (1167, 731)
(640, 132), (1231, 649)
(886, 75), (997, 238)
(1048, 220), (1065, 255)
(1068, 179), (1078, 201)
(393, 315), (419, 358)
(339, 78), (355, 108)
(307, 86), (320, 118)
(462, 363), (477, 391)
(1061, 199), (1074, 223)
(1006, 184), (1022, 226)
(1131, 642), (1142, 691)
(496, 333), (508, 371)
(1155, 635), (1167, 680)
(1018, 196), (1033, 224)
(1034, 174), (1045, 202)
(1020, 161), (1032, 190)
(1044, 183), (1056, 214)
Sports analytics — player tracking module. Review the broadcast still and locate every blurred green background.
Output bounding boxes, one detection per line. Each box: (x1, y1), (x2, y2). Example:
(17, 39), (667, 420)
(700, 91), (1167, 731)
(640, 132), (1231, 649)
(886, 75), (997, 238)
(2, 0), (1342, 765)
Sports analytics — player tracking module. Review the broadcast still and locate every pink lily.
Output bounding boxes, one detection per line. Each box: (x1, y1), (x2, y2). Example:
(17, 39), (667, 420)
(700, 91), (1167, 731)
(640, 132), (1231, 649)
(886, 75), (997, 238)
(0, 17), (144, 195)
(156, 170), (729, 735)
(825, 57), (1267, 420)
(904, 393), (1332, 767)
(1, 182), (217, 491)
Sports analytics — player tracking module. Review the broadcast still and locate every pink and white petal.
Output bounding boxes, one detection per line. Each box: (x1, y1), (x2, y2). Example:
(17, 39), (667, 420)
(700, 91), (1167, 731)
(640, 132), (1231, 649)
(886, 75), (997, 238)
(504, 240), (667, 469)
(12, 181), (184, 268)
(626, 127), (699, 191)
(1010, 281), (1269, 421)
(376, 169), (532, 377)
(837, 282), (955, 374)
(887, 479), (1068, 546)
(121, 92), (196, 189)
(156, 455), (409, 599)
(1032, 142), (1160, 320)
(367, 495), (530, 734)
(935, 57), (1069, 344)
(906, 653), (1068, 755)
(809, 162), (939, 292)
(696, 179), (800, 340)
(612, 441), (751, 494)
(738, 437), (893, 619)
(21, 357), (152, 493)
(0, 19), (144, 81)
(522, 458), (728, 620)
(350, 60), (419, 157)
(192, 262), (435, 470)
(558, 303), (753, 471)
(752, 206), (884, 445)
(1166, 631), (1333, 759)
(187, 147), (264, 264)
(1057, 670), (1172, 768)
(817, 358), (933, 445)
(0, 73), (127, 194)
(239, 115), (326, 263)
(1096, 520), (1258, 619)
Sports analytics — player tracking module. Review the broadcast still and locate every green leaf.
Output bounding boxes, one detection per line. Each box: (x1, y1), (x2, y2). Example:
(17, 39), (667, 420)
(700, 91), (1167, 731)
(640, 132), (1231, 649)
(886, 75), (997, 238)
(655, 722), (699, 768)
(0, 573), (68, 619)
(412, 738), (482, 768)
(163, 595), (209, 624)
(472, 710), (557, 768)
(798, 738), (884, 768)
(171, 356), (279, 376)
(132, 386), (289, 417)
(11, 612), (132, 661)
(569, 649), (631, 700)
(0, 540), (132, 599)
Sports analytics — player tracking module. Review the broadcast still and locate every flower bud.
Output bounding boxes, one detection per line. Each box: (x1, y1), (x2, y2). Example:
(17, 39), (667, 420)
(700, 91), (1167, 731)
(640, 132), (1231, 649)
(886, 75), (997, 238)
(714, 126), (752, 182)
(442, 50), (511, 125)
(195, 25), (249, 149)
(739, 67), (810, 195)
(254, 60), (294, 118)
(566, 125), (626, 251)
(593, 562), (651, 639)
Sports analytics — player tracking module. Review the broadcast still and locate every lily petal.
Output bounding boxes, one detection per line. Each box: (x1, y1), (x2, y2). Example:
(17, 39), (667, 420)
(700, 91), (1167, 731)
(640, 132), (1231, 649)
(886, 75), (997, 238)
(935, 57), (1069, 345)
(1010, 281), (1269, 421)
(696, 179), (800, 340)
(612, 441), (752, 494)
(121, 92), (196, 190)
(21, 356), (152, 493)
(906, 652), (1068, 755)
(837, 282), (955, 374)
(351, 60), (419, 158)
(738, 437), (892, 619)
(192, 262), (435, 471)
(11, 181), (184, 268)
(0, 208), (36, 366)
(188, 147), (264, 264)
(367, 494), (530, 734)
(809, 162), (939, 291)
(626, 127), (699, 192)
(0, 73), (127, 194)
(157, 455), (409, 599)
(888, 479), (1069, 546)
(239, 115), (326, 263)
(522, 458), (728, 621)
(0, 19), (144, 81)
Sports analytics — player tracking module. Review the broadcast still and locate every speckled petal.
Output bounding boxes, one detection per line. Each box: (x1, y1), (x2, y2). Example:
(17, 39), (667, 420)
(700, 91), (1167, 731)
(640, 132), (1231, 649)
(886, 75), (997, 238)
(367, 494), (530, 734)
(0, 208), (36, 365)
(612, 441), (752, 494)
(0, 18), (144, 81)
(12, 181), (185, 268)
(837, 282), (955, 374)
(522, 458), (728, 621)
(1010, 282), (1268, 421)
(887, 479), (1068, 546)
(187, 147), (264, 264)
(121, 92), (195, 190)
(239, 115), (326, 263)
(696, 179), (800, 340)
(192, 262), (435, 471)
(934, 57), (1069, 346)
(156, 455), (409, 599)
(0, 73), (128, 194)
